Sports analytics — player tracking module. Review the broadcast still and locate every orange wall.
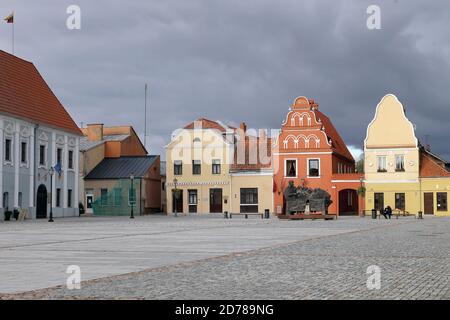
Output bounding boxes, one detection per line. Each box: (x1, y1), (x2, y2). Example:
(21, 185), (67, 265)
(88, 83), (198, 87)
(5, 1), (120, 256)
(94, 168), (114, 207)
(143, 156), (161, 211)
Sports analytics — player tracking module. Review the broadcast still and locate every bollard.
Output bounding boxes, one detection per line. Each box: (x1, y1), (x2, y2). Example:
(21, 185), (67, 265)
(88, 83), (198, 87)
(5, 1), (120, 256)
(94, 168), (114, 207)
(371, 209), (377, 219)
(224, 211), (228, 219)
(418, 211), (423, 219)
(264, 209), (270, 219)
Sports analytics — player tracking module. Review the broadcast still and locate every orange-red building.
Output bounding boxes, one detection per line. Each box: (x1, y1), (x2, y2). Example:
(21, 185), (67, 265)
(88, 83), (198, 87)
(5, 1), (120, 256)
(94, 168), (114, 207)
(273, 97), (364, 216)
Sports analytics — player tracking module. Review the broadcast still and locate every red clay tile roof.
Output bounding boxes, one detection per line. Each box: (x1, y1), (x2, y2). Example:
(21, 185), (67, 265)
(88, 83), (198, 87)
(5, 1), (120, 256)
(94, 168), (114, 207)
(184, 118), (229, 132)
(315, 110), (354, 161)
(0, 51), (82, 135)
(230, 135), (272, 171)
(420, 149), (450, 178)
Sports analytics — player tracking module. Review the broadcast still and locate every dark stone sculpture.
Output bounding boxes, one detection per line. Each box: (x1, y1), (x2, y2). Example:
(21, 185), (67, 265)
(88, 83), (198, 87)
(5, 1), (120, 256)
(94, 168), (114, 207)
(284, 181), (332, 215)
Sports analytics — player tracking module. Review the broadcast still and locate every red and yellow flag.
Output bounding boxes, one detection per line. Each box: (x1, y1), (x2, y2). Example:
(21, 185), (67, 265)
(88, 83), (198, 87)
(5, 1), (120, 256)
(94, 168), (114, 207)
(4, 13), (14, 24)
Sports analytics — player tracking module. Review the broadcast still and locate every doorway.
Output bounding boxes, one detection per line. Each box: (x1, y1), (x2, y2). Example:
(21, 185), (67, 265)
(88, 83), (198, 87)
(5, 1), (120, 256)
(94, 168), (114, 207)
(338, 189), (358, 215)
(172, 189), (183, 213)
(209, 188), (223, 213)
(424, 193), (434, 215)
(374, 193), (384, 212)
(86, 193), (94, 214)
(36, 184), (47, 219)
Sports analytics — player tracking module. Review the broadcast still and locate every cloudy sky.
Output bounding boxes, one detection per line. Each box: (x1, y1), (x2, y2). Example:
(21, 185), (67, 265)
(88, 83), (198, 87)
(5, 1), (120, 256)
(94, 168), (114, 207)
(1, 0), (449, 160)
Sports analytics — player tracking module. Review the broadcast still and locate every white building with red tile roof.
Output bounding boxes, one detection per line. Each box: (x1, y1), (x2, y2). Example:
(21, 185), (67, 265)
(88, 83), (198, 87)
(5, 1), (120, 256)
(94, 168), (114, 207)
(0, 51), (82, 220)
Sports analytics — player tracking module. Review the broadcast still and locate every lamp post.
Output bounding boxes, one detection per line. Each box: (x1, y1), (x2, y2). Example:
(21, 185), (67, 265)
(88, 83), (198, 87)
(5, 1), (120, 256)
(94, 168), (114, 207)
(173, 178), (178, 217)
(359, 177), (364, 217)
(130, 173), (135, 219)
(48, 167), (55, 222)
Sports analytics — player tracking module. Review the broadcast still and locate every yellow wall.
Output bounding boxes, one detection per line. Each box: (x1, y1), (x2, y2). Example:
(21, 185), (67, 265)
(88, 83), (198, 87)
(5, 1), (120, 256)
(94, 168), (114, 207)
(364, 94), (450, 216)
(166, 128), (233, 213)
(230, 173), (274, 214)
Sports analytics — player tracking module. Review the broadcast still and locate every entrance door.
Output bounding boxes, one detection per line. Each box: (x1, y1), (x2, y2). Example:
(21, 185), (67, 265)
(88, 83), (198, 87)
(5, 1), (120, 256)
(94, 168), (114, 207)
(172, 190), (183, 213)
(374, 193), (384, 213)
(209, 188), (223, 213)
(424, 193), (434, 215)
(36, 184), (47, 219)
(86, 194), (94, 214)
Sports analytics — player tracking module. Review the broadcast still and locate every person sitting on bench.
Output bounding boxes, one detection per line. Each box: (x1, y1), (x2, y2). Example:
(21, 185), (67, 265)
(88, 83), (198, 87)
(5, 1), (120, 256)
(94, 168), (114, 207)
(381, 206), (392, 219)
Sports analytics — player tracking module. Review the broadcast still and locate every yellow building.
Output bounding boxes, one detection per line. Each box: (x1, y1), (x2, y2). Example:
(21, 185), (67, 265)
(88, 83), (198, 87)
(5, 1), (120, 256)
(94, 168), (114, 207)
(364, 94), (450, 217)
(165, 119), (273, 214)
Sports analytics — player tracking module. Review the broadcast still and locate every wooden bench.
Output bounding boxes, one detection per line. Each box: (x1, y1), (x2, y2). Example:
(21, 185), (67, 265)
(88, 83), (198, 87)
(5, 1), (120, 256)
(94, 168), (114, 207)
(393, 209), (415, 219)
(229, 213), (264, 219)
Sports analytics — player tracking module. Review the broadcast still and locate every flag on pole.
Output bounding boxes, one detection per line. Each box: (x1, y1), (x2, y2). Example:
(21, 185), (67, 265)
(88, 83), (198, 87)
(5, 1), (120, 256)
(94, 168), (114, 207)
(4, 13), (14, 23)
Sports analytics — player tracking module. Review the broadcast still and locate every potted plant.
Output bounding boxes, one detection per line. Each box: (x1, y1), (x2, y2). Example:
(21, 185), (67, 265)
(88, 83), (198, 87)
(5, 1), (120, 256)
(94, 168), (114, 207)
(79, 202), (85, 216)
(13, 209), (20, 220)
(4, 210), (12, 221)
(357, 186), (366, 197)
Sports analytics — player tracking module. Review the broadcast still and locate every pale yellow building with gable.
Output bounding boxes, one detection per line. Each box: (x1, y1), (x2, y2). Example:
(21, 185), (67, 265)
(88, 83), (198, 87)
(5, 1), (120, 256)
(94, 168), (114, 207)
(364, 94), (450, 216)
(165, 119), (273, 215)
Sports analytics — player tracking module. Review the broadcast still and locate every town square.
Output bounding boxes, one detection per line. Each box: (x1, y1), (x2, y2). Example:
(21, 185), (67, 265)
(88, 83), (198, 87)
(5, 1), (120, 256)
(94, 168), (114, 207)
(0, 0), (449, 306)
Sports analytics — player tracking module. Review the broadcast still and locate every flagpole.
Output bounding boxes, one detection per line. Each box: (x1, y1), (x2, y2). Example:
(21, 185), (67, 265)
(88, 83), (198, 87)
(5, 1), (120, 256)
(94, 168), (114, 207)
(144, 83), (148, 149)
(12, 14), (14, 55)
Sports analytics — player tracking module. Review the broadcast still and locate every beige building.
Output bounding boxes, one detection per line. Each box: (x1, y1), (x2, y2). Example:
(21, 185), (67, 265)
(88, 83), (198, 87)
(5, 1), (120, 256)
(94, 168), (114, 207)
(166, 119), (273, 214)
(364, 94), (450, 216)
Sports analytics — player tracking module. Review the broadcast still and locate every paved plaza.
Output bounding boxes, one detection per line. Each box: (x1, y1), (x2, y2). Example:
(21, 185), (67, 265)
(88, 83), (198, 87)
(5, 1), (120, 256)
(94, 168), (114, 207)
(0, 214), (448, 299)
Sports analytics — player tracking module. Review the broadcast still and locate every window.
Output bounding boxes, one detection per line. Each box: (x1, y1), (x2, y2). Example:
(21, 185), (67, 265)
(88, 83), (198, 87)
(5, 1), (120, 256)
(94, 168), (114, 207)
(21, 142), (27, 164)
(100, 188), (108, 206)
(174, 160), (182, 175)
(4, 138), (12, 162)
(240, 188), (258, 213)
(192, 160), (201, 175)
(285, 160), (297, 177)
(161, 182), (165, 191)
(308, 159), (320, 177)
(395, 155), (405, 172)
(56, 188), (61, 207)
(68, 189), (72, 208)
(212, 159), (221, 174)
(39, 145), (46, 166)
(113, 188), (122, 206)
(18, 192), (23, 208)
(68, 150), (74, 169)
(188, 190), (198, 213)
(2, 192), (9, 210)
(437, 192), (447, 211)
(395, 193), (405, 211)
(377, 156), (387, 172)
(57, 148), (63, 165)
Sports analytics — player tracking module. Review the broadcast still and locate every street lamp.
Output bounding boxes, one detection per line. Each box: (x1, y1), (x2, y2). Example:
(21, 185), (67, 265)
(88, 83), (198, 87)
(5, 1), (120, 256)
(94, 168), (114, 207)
(173, 178), (178, 217)
(359, 176), (364, 217)
(48, 167), (55, 222)
(130, 173), (135, 219)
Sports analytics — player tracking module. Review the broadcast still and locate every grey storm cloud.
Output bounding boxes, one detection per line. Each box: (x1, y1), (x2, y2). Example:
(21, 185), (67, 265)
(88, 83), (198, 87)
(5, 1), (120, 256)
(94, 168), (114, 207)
(0, 0), (449, 159)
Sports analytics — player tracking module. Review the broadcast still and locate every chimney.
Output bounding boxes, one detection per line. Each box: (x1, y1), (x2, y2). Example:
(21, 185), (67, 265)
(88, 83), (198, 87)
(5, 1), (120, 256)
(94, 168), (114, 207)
(86, 123), (104, 141)
(240, 122), (247, 133)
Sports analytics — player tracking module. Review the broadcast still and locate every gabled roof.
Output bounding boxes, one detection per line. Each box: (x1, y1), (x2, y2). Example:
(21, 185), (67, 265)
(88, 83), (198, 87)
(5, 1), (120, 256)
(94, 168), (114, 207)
(315, 110), (354, 161)
(230, 135), (272, 171)
(0, 51), (82, 135)
(184, 118), (231, 133)
(420, 148), (450, 178)
(85, 156), (158, 180)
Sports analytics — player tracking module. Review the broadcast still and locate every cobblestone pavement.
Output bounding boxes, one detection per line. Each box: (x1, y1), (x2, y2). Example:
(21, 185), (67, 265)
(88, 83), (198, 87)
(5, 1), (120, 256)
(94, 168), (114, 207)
(1, 215), (448, 299)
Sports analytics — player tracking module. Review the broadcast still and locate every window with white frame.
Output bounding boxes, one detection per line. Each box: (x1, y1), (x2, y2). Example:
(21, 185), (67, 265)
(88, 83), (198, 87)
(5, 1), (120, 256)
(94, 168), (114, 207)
(56, 147), (63, 166)
(20, 141), (27, 164)
(39, 144), (46, 166)
(308, 159), (320, 177)
(395, 155), (405, 172)
(377, 156), (387, 172)
(4, 138), (12, 162)
(68, 150), (74, 169)
(285, 159), (297, 177)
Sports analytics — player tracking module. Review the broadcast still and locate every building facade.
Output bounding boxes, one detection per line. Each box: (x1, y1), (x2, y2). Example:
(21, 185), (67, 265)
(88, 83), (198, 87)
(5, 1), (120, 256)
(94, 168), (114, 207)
(166, 118), (273, 214)
(273, 97), (364, 216)
(0, 51), (82, 219)
(364, 94), (450, 216)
